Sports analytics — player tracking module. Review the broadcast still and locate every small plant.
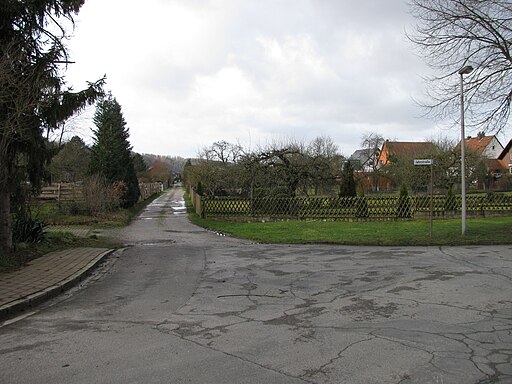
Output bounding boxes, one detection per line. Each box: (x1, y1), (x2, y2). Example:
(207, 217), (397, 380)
(12, 210), (48, 244)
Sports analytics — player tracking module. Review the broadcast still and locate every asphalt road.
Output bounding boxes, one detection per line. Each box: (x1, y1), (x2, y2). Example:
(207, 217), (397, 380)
(1, 187), (511, 383)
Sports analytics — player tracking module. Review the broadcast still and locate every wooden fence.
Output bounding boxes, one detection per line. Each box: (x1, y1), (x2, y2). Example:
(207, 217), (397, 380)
(139, 182), (163, 201)
(189, 189), (512, 220)
(39, 182), (164, 202)
(189, 187), (203, 217)
(39, 183), (83, 202)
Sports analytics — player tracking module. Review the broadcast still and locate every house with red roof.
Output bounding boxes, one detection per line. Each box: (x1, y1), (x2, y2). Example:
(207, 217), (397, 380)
(377, 140), (436, 169)
(457, 134), (511, 190)
(462, 134), (504, 159)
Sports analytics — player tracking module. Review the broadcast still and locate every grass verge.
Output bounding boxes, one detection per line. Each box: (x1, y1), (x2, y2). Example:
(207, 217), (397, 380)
(187, 202), (512, 246)
(33, 192), (164, 227)
(1, 192), (164, 273)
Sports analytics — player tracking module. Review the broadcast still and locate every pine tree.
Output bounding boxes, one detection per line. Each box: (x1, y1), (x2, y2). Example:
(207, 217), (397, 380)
(0, 1), (104, 254)
(89, 96), (140, 208)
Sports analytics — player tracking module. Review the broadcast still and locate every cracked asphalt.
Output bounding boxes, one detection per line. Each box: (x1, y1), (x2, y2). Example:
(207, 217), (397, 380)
(1, 187), (511, 383)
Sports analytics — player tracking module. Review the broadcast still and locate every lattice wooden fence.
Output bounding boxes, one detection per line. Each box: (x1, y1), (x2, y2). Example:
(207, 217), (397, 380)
(190, 191), (512, 220)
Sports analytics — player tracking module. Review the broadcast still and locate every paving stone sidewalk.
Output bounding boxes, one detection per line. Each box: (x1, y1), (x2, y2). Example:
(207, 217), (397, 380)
(0, 247), (113, 320)
(46, 225), (93, 237)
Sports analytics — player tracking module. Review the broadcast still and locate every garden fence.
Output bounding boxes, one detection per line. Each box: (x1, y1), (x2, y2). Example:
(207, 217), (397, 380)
(39, 182), (164, 202)
(189, 188), (512, 220)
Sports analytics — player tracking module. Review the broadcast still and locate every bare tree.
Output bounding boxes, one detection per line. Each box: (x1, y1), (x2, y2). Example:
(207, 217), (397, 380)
(360, 132), (385, 191)
(360, 132), (384, 171)
(408, 0), (512, 133)
(307, 136), (342, 195)
(202, 140), (243, 163)
(191, 137), (342, 198)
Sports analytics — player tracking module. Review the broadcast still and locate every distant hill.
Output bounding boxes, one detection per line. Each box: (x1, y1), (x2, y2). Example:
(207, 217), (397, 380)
(140, 154), (196, 176)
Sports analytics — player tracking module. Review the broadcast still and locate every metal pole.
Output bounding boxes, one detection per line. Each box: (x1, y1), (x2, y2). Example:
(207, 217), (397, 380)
(430, 162), (433, 238)
(458, 65), (472, 236)
(460, 73), (467, 236)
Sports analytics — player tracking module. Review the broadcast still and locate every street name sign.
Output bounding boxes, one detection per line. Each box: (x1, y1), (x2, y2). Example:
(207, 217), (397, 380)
(414, 159), (433, 166)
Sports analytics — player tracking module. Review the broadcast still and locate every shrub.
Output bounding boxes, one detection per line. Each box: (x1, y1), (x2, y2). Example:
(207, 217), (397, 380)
(12, 211), (47, 244)
(196, 181), (204, 196)
(397, 185), (412, 218)
(83, 175), (121, 215)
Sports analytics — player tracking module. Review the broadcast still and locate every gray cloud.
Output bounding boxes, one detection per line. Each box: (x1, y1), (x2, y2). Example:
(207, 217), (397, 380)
(65, 0), (451, 158)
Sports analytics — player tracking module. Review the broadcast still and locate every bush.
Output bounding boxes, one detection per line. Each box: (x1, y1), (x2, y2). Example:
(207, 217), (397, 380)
(397, 185), (412, 218)
(196, 181), (204, 196)
(12, 211), (47, 244)
(83, 175), (121, 215)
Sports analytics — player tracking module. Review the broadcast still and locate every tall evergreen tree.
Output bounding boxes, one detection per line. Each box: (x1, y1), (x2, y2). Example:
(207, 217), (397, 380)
(89, 96), (140, 208)
(0, 0), (104, 254)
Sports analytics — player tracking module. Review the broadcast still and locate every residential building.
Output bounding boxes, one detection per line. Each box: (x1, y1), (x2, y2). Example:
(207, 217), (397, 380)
(377, 141), (435, 169)
(456, 134), (511, 190)
(498, 139), (512, 174)
(349, 148), (374, 172)
(462, 134), (504, 159)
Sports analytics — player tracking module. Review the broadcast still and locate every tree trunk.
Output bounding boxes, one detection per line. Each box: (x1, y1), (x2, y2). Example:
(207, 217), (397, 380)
(0, 188), (12, 256)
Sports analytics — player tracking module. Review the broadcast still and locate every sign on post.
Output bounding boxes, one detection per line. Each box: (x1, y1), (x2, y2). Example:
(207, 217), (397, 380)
(414, 159), (434, 238)
(414, 159), (433, 166)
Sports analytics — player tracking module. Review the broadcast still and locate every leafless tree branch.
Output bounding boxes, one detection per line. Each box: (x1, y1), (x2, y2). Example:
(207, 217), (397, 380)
(408, 0), (512, 134)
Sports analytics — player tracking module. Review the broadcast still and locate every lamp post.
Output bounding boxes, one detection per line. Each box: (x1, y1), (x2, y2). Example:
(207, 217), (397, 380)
(458, 65), (473, 235)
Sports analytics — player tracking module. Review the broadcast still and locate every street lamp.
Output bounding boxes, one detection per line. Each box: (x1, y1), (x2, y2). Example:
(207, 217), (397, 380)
(458, 65), (473, 235)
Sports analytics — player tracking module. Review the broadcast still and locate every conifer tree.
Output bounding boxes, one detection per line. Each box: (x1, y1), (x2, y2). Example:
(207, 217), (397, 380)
(339, 161), (357, 197)
(89, 96), (140, 208)
(0, 0), (104, 254)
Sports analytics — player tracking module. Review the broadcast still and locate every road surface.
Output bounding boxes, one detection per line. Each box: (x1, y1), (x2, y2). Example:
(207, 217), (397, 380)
(1, 187), (511, 383)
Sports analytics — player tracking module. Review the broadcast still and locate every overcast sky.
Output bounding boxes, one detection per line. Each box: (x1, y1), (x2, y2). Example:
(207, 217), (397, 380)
(65, 0), (457, 158)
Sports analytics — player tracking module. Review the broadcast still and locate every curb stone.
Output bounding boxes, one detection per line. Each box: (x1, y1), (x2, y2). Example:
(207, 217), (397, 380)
(0, 248), (115, 321)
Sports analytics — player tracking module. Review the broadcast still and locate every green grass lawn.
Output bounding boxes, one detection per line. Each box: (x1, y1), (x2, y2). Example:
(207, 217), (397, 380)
(33, 192), (164, 227)
(190, 214), (512, 246)
(0, 192), (164, 273)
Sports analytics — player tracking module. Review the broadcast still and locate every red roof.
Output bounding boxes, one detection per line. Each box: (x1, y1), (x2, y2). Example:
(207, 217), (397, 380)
(382, 141), (435, 156)
(377, 141), (435, 167)
(464, 136), (494, 155)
